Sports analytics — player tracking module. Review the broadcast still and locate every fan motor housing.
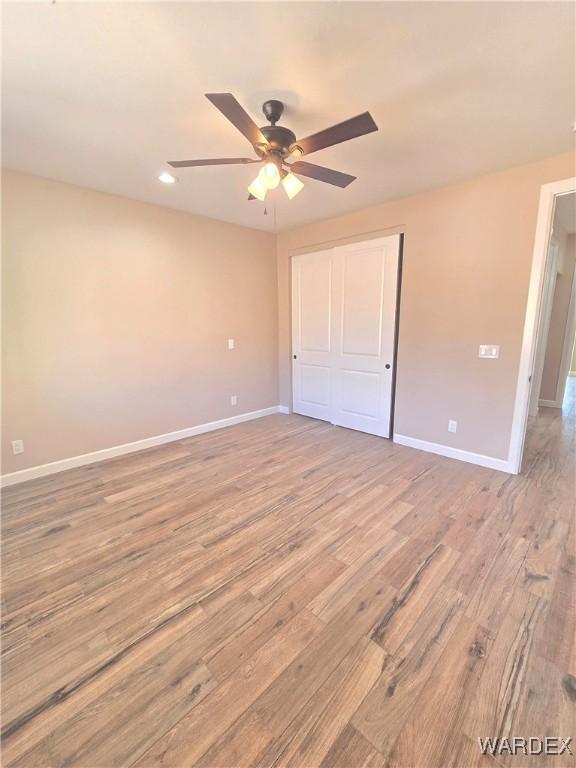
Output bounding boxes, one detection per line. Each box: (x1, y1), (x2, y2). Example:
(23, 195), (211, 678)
(259, 125), (297, 156)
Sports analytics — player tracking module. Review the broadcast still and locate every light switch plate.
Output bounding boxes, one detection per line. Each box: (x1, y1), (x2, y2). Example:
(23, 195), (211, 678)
(479, 345), (499, 359)
(12, 439), (24, 455)
(448, 420), (458, 433)
(227, 338), (235, 350)
(230, 395), (237, 406)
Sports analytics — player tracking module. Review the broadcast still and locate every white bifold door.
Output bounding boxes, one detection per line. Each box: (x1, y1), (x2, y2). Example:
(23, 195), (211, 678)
(292, 235), (400, 438)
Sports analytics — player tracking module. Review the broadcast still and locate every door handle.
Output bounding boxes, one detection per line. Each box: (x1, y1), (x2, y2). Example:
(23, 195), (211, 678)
(385, 363), (391, 369)
(293, 354), (297, 360)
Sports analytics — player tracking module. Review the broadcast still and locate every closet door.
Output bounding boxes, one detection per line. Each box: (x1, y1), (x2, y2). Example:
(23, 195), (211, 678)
(291, 249), (334, 421)
(291, 235), (400, 437)
(332, 235), (400, 437)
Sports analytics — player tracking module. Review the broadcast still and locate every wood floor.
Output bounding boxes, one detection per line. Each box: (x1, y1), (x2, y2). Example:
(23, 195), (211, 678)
(2, 381), (575, 768)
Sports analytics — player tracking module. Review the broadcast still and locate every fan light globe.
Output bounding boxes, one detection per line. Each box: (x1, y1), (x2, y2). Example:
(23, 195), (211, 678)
(282, 172), (304, 200)
(259, 162), (281, 190)
(247, 175), (267, 201)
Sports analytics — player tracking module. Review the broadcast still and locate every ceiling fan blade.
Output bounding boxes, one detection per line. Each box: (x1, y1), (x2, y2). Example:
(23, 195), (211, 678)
(205, 93), (266, 146)
(289, 161), (356, 188)
(295, 112), (378, 156)
(168, 158), (260, 168)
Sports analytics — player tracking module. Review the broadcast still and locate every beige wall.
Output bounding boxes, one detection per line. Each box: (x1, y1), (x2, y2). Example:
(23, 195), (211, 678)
(277, 152), (575, 461)
(572, 332), (576, 373)
(2, 170), (277, 474)
(540, 229), (575, 401)
(4, 153), (574, 476)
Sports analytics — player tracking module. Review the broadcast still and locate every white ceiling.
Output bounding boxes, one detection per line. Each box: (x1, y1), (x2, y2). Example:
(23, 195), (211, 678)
(3, 2), (574, 233)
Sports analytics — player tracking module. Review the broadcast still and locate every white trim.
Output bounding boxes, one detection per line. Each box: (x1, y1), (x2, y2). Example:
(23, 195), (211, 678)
(538, 399), (562, 409)
(277, 405), (291, 415)
(393, 434), (514, 473)
(554, 261), (576, 408)
(508, 177), (576, 475)
(1, 406), (284, 487)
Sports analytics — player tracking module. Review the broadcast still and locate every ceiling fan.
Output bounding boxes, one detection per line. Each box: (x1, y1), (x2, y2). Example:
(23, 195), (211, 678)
(168, 93), (378, 201)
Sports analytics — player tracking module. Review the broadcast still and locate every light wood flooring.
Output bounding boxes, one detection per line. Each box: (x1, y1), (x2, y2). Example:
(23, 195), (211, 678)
(2, 381), (575, 767)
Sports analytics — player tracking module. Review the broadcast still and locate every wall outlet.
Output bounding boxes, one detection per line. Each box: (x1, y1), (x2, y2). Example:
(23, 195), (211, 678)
(448, 420), (458, 433)
(230, 395), (237, 406)
(12, 439), (24, 455)
(227, 338), (235, 350)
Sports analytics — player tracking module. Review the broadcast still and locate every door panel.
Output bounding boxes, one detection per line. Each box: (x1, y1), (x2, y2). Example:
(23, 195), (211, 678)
(332, 236), (399, 437)
(299, 259), (332, 352)
(292, 250), (333, 420)
(339, 370), (380, 418)
(292, 236), (400, 436)
(299, 364), (331, 407)
(341, 249), (384, 357)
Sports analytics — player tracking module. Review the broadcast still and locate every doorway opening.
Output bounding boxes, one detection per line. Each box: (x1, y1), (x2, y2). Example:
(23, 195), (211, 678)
(533, 193), (576, 410)
(510, 178), (576, 473)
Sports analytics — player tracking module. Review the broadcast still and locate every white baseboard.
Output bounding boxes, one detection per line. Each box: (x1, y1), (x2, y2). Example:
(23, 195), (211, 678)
(538, 398), (562, 409)
(393, 433), (514, 473)
(1, 406), (285, 488)
(277, 405), (291, 415)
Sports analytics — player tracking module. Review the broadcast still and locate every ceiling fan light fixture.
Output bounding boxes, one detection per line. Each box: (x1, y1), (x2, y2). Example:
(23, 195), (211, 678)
(259, 162), (281, 190)
(282, 172), (304, 200)
(247, 174), (267, 201)
(168, 95), (378, 201)
(158, 172), (177, 184)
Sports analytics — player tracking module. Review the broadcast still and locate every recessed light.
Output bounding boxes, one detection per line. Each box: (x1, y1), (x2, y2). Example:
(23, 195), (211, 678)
(158, 172), (177, 184)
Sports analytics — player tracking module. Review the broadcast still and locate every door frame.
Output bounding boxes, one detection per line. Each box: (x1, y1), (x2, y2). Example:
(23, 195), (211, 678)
(289, 231), (404, 438)
(508, 177), (576, 474)
(389, 233), (404, 437)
